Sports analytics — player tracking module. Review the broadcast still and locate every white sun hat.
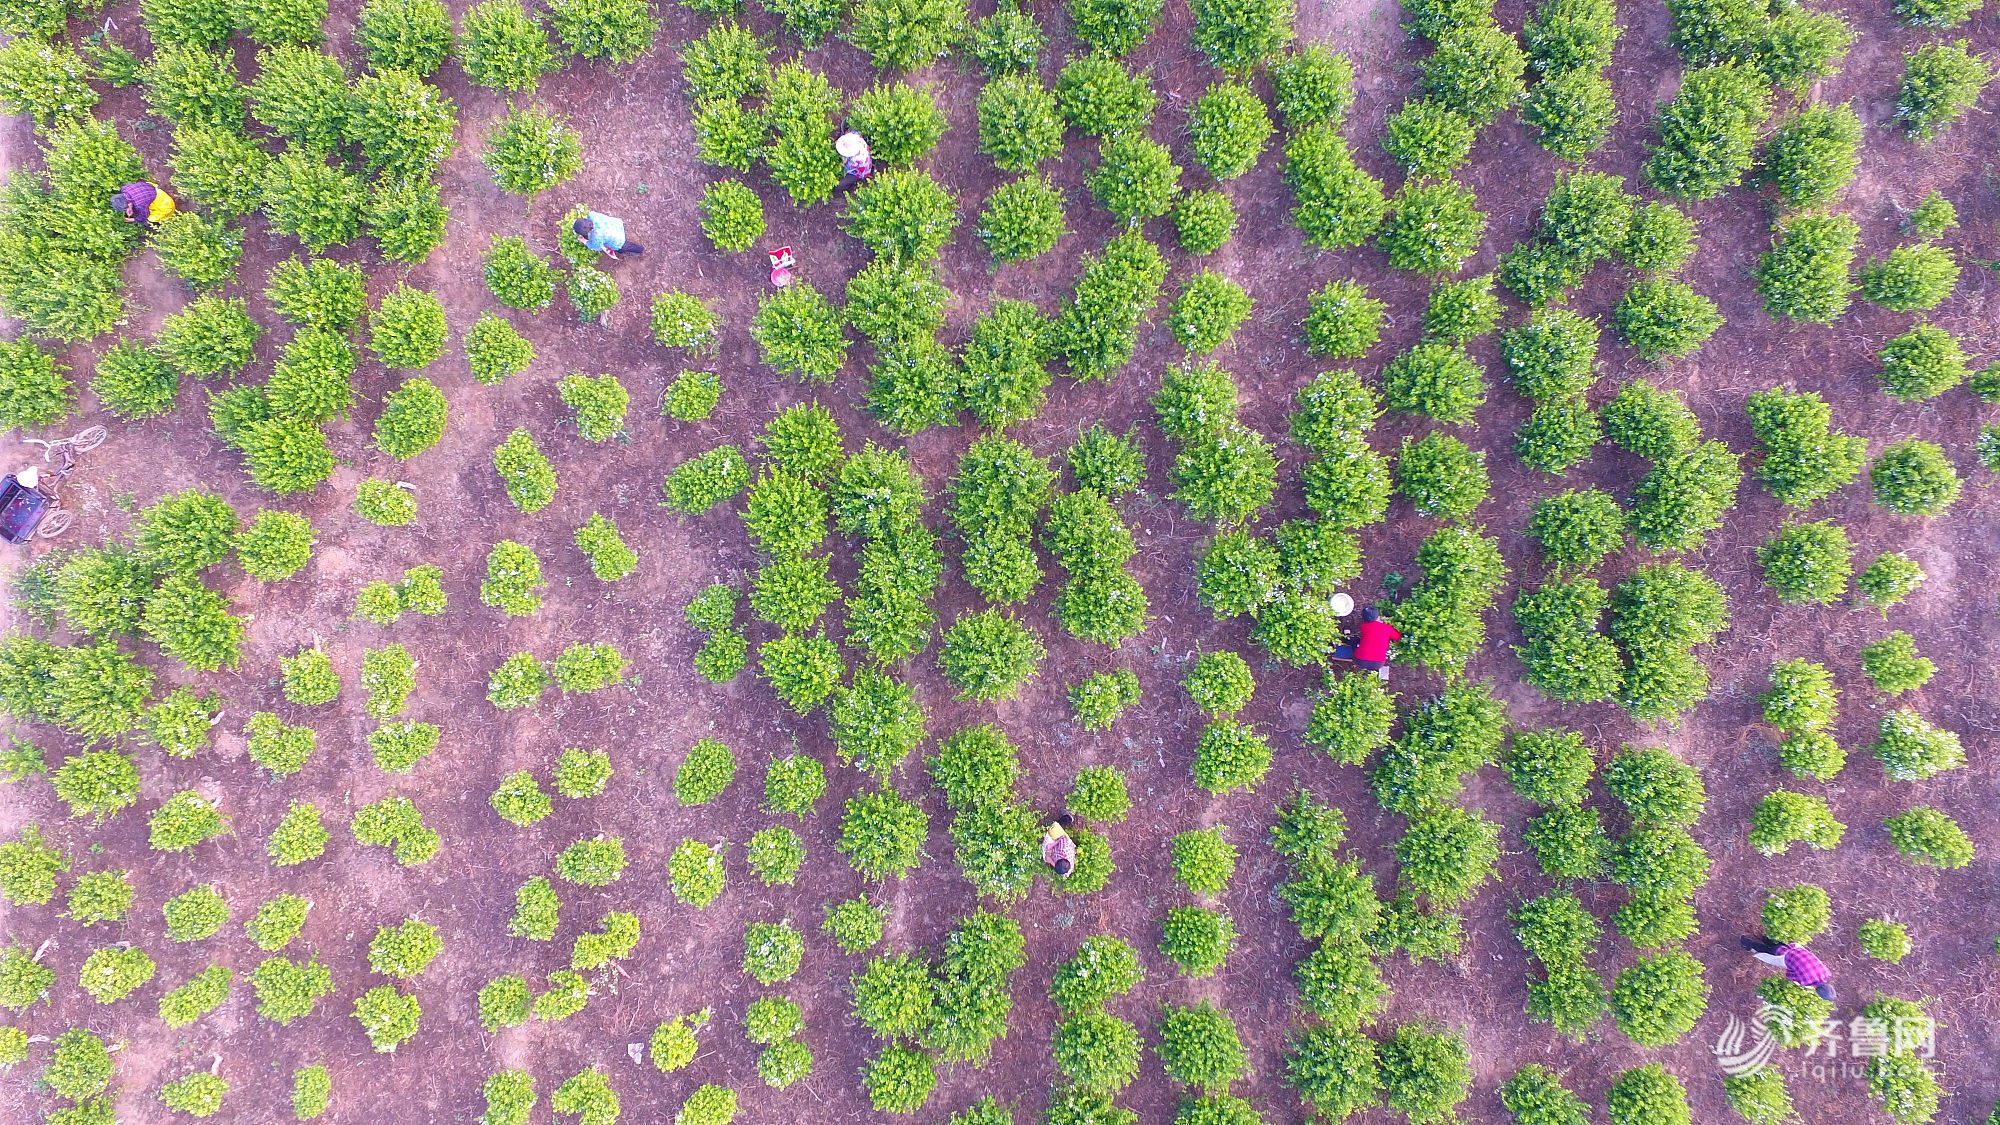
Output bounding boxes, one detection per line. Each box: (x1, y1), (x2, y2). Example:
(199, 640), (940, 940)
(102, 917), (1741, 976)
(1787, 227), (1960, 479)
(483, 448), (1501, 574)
(834, 132), (869, 159)
(1330, 592), (1355, 617)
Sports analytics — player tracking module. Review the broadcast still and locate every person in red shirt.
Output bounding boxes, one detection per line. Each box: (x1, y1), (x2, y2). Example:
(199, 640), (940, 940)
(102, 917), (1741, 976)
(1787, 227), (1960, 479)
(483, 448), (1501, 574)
(1333, 606), (1401, 673)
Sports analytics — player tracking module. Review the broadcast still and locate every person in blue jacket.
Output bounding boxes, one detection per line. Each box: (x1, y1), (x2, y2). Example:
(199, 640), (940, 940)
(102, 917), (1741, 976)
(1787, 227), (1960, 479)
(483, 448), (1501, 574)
(572, 212), (644, 259)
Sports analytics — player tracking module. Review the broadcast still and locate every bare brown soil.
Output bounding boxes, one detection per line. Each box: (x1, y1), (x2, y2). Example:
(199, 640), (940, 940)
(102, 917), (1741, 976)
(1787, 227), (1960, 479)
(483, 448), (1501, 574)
(3, 0), (1999, 1122)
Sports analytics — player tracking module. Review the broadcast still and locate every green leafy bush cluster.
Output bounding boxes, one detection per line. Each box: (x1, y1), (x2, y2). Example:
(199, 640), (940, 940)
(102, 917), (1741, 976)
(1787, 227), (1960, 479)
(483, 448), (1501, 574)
(1871, 440), (1960, 516)
(1054, 231), (1168, 384)
(1512, 578), (1622, 704)
(1885, 806), (1974, 869)
(1608, 562), (1728, 724)
(977, 174), (1068, 263)
(1069, 670), (1140, 732)
(1897, 39), (1990, 142)
(1870, 707), (1961, 780)
(1745, 387), (1866, 509)
(1282, 124), (1386, 250)
(480, 540), (545, 617)
(1645, 62), (1770, 198)
(1860, 633), (1936, 696)
(1762, 102), (1861, 208)
(1761, 658), (1843, 781)
(1392, 525), (1506, 677)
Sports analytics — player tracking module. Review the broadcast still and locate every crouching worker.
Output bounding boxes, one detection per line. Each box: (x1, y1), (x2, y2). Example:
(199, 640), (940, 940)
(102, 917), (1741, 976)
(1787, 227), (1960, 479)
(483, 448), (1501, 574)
(835, 132), (873, 191)
(1742, 935), (1836, 1002)
(111, 181), (176, 228)
(1042, 813), (1076, 878)
(1332, 605), (1401, 678)
(573, 211), (643, 259)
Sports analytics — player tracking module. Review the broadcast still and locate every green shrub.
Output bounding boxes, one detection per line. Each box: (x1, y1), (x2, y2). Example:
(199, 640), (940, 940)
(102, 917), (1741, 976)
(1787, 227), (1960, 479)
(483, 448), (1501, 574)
(1396, 432), (1488, 519)
(698, 179), (764, 252)
(1160, 906), (1235, 978)
(1877, 323), (1967, 401)
(846, 0), (964, 70)
(1302, 279), (1385, 358)
(1871, 440), (1960, 516)
(1382, 343), (1485, 424)
(1871, 707), (1962, 780)
(1396, 806), (1501, 908)
(1858, 917), (1914, 964)
(1614, 277), (1723, 360)
(675, 738), (736, 806)
(0, 337), (74, 429)
(1068, 671), (1140, 732)
(549, 0), (656, 62)
(1378, 1022), (1472, 1125)
(846, 81), (946, 164)
(1183, 651), (1253, 717)
(162, 884), (229, 942)
(836, 787), (928, 882)
(151, 211), (242, 290)
(235, 0), (327, 44)
(1609, 952), (1708, 1046)
(1761, 883), (1831, 945)
(557, 372), (627, 443)
(1381, 98), (1474, 178)
(482, 104), (581, 196)
(483, 235), (556, 311)
(1192, 719), (1272, 795)
(1087, 133), (1181, 226)
(356, 0), (453, 73)
(1055, 54), (1156, 135)
(346, 68), (456, 181)
(1747, 791), (1845, 856)
(492, 428), (556, 512)
(352, 480), (415, 527)
(679, 19), (764, 100)
(159, 295), (259, 381)
(245, 45), (344, 153)
(1744, 387), (1866, 508)
(822, 895), (886, 954)
(1189, 81), (1273, 180)
(1604, 1064), (1690, 1125)
(456, 316), (532, 384)
(976, 74), (1062, 173)
(1174, 189), (1238, 255)
(1857, 552), (1925, 614)
(1644, 62), (1769, 198)
(1380, 178), (1486, 275)
(1269, 42), (1354, 128)
(1763, 102), (1861, 208)
(460, 0), (555, 92)
(938, 610), (1044, 701)
(665, 444), (750, 512)
(261, 151), (364, 252)
(741, 920), (803, 985)
(1755, 211), (1856, 323)
(1757, 521), (1852, 605)
(1885, 806), (1973, 869)
(1860, 633), (1935, 696)
(1171, 827), (1238, 895)
(1524, 69), (1617, 159)
(760, 750), (822, 819)
(1053, 1010), (1142, 1094)
(0, 38), (100, 129)
(1897, 39), (1990, 141)
(1860, 242), (1958, 314)
(976, 174), (1067, 263)
(1526, 488), (1623, 573)
(480, 539), (545, 618)
(360, 175), (445, 263)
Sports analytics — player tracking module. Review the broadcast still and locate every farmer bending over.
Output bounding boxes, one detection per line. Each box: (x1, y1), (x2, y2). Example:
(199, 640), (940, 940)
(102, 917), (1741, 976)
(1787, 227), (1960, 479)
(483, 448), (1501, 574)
(1332, 606), (1401, 677)
(1742, 935), (1836, 1002)
(1042, 814), (1076, 877)
(835, 132), (873, 191)
(111, 181), (176, 228)
(573, 212), (643, 259)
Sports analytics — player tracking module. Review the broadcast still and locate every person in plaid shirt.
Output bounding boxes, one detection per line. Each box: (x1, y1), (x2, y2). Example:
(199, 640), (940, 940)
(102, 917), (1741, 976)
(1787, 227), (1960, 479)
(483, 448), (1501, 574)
(1743, 935), (1835, 1001)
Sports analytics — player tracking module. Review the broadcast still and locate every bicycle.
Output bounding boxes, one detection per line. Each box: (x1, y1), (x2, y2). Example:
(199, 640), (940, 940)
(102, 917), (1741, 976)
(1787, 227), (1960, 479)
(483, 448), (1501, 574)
(17, 425), (107, 539)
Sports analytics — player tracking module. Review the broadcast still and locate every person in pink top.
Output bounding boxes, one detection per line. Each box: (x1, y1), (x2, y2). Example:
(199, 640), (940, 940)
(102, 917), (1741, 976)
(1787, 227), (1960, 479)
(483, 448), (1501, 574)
(1743, 934), (1836, 1001)
(1041, 813), (1076, 877)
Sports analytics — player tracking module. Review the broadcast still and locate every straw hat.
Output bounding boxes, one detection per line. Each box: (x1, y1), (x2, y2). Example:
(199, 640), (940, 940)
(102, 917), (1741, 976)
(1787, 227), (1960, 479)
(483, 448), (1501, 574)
(834, 132), (868, 159)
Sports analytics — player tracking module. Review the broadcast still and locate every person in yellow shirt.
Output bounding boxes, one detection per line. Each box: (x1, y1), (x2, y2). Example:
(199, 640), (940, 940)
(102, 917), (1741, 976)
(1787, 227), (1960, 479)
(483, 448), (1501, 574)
(111, 181), (176, 228)
(1042, 813), (1076, 877)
